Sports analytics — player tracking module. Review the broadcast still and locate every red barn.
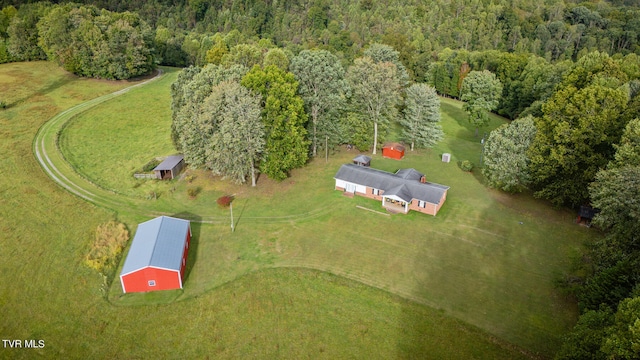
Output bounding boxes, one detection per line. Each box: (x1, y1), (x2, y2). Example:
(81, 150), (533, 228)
(382, 143), (405, 160)
(120, 216), (191, 293)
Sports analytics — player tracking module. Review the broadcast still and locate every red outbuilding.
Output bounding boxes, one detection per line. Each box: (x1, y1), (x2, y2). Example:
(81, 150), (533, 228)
(382, 143), (405, 160)
(120, 216), (191, 293)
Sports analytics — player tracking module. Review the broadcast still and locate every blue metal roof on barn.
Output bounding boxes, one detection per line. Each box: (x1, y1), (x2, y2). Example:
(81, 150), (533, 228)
(153, 155), (184, 171)
(334, 164), (449, 204)
(120, 216), (190, 276)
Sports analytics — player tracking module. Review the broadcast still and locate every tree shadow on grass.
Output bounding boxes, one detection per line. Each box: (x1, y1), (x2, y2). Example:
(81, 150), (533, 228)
(6, 74), (75, 109)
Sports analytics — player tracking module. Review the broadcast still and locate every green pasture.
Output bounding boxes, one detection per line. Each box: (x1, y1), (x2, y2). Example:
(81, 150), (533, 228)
(1, 62), (597, 359)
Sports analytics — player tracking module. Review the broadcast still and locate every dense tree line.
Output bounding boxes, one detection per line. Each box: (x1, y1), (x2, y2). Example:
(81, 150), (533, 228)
(476, 50), (640, 358)
(0, 2), (155, 79)
(2, 0), (640, 76)
(38, 4), (155, 79)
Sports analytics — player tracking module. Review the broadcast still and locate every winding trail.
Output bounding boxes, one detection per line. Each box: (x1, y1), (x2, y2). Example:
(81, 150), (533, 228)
(32, 69), (332, 223)
(33, 71), (164, 213)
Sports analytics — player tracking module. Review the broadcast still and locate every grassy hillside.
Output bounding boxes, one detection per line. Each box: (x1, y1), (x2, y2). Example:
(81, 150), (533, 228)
(1, 62), (596, 359)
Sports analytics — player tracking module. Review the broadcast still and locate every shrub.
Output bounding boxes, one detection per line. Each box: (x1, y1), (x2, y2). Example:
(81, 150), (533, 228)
(85, 221), (129, 273)
(460, 160), (474, 172)
(0, 100), (6, 109)
(142, 158), (161, 172)
(187, 186), (201, 198)
(184, 174), (196, 183)
(217, 195), (234, 207)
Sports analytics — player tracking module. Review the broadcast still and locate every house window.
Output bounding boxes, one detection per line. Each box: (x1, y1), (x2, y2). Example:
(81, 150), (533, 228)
(148, 280), (156, 287)
(372, 188), (379, 195)
(418, 200), (426, 208)
(183, 258), (186, 266)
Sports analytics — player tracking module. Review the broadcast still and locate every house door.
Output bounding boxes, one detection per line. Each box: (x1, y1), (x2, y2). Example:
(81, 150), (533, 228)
(345, 183), (356, 193)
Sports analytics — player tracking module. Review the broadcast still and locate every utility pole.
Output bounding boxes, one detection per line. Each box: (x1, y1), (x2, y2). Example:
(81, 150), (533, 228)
(480, 132), (487, 165)
(230, 201), (234, 233)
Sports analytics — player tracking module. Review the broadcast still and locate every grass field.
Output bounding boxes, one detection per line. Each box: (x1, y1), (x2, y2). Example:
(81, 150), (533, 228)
(1, 62), (597, 359)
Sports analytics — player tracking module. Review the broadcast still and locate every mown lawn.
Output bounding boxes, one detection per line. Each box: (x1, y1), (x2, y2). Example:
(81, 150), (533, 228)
(59, 65), (595, 356)
(1, 62), (596, 359)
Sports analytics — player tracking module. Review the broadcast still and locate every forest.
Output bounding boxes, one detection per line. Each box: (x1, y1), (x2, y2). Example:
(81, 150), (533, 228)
(1, 0), (639, 358)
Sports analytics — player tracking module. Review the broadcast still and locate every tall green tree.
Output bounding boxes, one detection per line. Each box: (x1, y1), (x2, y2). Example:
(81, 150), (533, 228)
(556, 307), (614, 360)
(482, 116), (537, 193)
(263, 47), (289, 70)
(206, 81), (264, 186)
(529, 84), (628, 207)
(290, 49), (347, 157)
(601, 296), (640, 359)
(204, 36), (228, 65)
(426, 48), (470, 98)
(364, 43), (409, 86)
(611, 118), (640, 169)
(241, 65), (309, 181)
(7, 2), (48, 61)
(346, 56), (401, 154)
(170, 64), (247, 166)
(460, 70), (503, 136)
(590, 166), (640, 256)
(0, 6), (17, 39)
(221, 43), (263, 68)
(400, 83), (442, 151)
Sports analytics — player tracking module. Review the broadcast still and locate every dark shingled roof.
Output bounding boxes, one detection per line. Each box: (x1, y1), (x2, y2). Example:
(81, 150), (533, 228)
(334, 164), (449, 204)
(153, 155), (184, 171)
(120, 216), (190, 276)
(395, 168), (424, 181)
(353, 154), (372, 164)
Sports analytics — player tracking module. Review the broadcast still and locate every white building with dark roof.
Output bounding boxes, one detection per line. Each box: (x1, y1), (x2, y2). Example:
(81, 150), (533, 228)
(334, 164), (449, 215)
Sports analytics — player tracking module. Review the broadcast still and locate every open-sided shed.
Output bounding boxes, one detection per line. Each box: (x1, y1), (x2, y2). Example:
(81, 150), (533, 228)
(120, 216), (191, 293)
(153, 155), (185, 180)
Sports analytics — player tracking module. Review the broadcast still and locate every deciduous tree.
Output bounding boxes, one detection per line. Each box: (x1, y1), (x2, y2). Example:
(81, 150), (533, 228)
(460, 70), (503, 136)
(170, 64), (247, 165)
(529, 84), (627, 207)
(400, 83), (442, 151)
(482, 116), (536, 193)
(241, 65), (309, 180)
(346, 56), (400, 154)
(611, 118), (640, 168)
(221, 43), (262, 68)
(590, 166), (640, 255)
(290, 49), (347, 157)
(7, 2), (48, 61)
(206, 81), (264, 186)
(364, 43), (409, 86)
(263, 47), (289, 70)
(601, 297), (640, 359)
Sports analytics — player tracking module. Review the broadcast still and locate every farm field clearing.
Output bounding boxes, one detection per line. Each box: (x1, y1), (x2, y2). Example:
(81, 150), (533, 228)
(2, 62), (596, 359)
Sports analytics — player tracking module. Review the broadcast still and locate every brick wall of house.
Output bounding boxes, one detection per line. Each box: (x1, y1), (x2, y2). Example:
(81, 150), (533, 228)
(337, 181), (448, 217)
(362, 186), (384, 201)
(409, 200), (437, 215)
